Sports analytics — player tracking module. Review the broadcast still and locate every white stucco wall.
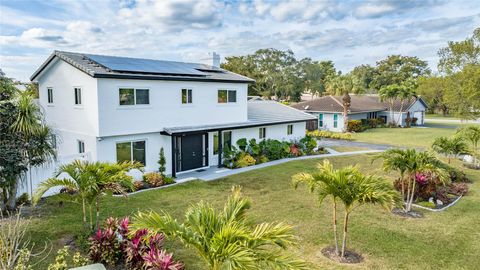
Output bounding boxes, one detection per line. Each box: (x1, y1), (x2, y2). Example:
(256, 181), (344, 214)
(37, 59), (99, 159)
(308, 112), (344, 132)
(96, 78), (249, 137)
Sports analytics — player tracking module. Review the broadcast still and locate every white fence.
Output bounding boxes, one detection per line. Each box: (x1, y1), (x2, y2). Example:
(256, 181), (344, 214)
(17, 152), (91, 199)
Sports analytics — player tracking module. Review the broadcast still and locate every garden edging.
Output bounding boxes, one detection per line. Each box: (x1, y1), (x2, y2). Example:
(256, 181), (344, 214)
(412, 195), (463, 212)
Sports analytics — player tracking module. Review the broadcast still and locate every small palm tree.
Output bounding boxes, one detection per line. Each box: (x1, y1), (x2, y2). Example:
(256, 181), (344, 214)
(33, 160), (140, 229)
(375, 149), (448, 212)
(432, 136), (469, 163)
(131, 186), (307, 270)
(293, 160), (398, 258)
(457, 126), (480, 165)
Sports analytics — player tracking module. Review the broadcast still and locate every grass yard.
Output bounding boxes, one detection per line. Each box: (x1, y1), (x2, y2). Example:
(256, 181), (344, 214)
(425, 113), (460, 120)
(29, 154), (480, 269)
(351, 124), (467, 148)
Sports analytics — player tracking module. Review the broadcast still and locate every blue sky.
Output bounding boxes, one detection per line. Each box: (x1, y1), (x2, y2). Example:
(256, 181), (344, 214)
(1, 0), (479, 81)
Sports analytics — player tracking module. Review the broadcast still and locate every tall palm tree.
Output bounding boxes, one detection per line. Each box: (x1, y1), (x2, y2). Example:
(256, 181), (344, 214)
(432, 136), (469, 164)
(378, 85), (399, 126)
(33, 160), (140, 229)
(131, 186), (307, 270)
(293, 160), (398, 258)
(342, 92), (351, 133)
(375, 149), (448, 212)
(457, 126), (480, 165)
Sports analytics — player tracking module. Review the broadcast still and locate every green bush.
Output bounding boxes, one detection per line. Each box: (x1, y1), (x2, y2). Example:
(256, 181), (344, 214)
(259, 139), (290, 160)
(16, 193), (30, 206)
(307, 130), (353, 140)
(300, 136), (317, 155)
(236, 138), (248, 151)
(163, 176), (176, 185)
(256, 155), (269, 164)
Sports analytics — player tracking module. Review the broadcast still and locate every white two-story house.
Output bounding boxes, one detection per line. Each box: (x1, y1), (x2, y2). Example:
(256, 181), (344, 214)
(31, 51), (315, 177)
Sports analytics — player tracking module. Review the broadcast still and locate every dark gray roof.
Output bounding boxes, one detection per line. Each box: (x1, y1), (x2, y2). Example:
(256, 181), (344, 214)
(162, 100), (315, 135)
(291, 95), (427, 113)
(31, 51), (255, 83)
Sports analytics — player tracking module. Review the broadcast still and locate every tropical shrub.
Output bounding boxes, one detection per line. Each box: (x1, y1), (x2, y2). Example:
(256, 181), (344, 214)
(256, 155), (269, 164)
(293, 160), (398, 259)
(347, 120), (363, 132)
(134, 181), (145, 191)
(457, 125), (480, 166)
(16, 193), (30, 206)
(235, 153), (256, 168)
(448, 182), (469, 196)
(307, 130), (353, 140)
(236, 138), (248, 151)
(163, 176), (175, 185)
(432, 136), (469, 164)
(259, 139), (290, 160)
(289, 144), (303, 157)
(1, 210), (33, 269)
(47, 246), (90, 270)
(89, 217), (183, 269)
(300, 136), (317, 154)
(143, 172), (164, 187)
(132, 186), (307, 270)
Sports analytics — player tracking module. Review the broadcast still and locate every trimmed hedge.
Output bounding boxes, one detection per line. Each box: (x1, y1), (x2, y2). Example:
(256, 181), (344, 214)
(307, 130), (353, 140)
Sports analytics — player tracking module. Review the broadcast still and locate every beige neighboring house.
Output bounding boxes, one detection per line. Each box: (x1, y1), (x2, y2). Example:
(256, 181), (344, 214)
(291, 94), (428, 132)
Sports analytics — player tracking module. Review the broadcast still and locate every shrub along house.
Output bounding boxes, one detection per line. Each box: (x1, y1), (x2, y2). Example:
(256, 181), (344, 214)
(30, 51), (315, 177)
(291, 95), (427, 132)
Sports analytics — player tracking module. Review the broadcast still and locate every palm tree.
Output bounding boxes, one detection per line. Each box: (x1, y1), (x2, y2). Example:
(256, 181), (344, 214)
(375, 149), (448, 212)
(342, 92), (351, 133)
(432, 136), (469, 164)
(33, 160), (140, 229)
(378, 85), (399, 126)
(131, 186), (307, 270)
(457, 126), (480, 165)
(293, 160), (398, 258)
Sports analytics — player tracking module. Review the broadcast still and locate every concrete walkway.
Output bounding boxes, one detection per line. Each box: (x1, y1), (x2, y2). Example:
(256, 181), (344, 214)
(176, 149), (383, 182)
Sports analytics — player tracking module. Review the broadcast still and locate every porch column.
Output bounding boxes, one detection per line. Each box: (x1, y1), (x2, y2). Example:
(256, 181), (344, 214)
(217, 130), (223, 168)
(171, 135), (176, 178)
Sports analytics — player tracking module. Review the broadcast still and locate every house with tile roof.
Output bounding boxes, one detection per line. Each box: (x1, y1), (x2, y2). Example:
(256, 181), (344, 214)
(291, 95), (427, 132)
(30, 51), (314, 177)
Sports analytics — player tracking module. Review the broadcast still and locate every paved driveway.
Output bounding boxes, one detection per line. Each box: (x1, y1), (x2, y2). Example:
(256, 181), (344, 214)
(320, 138), (393, 150)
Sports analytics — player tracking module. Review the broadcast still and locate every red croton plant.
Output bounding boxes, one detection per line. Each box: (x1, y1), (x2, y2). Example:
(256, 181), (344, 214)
(89, 217), (184, 270)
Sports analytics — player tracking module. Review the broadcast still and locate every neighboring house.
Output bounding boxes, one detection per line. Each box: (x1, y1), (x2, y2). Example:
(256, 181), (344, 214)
(31, 51), (314, 177)
(291, 95), (427, 132)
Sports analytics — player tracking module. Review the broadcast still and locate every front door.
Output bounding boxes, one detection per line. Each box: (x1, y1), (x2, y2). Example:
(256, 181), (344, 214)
(181, 134), (205, 171)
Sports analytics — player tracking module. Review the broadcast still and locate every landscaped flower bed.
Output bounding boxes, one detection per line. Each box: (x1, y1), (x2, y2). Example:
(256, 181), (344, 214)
(223, 136), (328, 169)
(307, 130), (353, 140)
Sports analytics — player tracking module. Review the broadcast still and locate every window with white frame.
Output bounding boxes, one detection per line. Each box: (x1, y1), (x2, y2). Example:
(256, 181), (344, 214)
(181, 88), (192, 104)
(47, 88), (53, 104)
(116, 140), (146, 165)
(74, 87), (82, 105)
(119, 88), (149, 105)
(287, 124), (293, 135)
(218, 90), (237, 103)
(259, 127), (266, 139)
(78, 140), (85, 154)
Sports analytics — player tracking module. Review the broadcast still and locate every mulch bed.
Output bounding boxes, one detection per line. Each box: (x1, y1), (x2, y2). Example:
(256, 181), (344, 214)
(391, 208), (424, 218)
(321, 246), (363, 264)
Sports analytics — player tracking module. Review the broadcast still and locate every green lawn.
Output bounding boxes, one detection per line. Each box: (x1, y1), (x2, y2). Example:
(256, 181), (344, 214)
(29, 154), (480, 269)
(329, 146), (370, 152)
(351, 124), (465, 148)
(425, 113), (460, 120)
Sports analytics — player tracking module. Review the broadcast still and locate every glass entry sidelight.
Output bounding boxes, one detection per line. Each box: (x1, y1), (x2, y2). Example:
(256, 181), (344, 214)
(176, 133), (208, 172)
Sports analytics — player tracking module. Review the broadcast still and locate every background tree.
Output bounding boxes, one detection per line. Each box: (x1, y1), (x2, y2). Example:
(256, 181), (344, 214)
(438, 27), (480, 74)
(416, 76), (449, 115)
(300, 58), (337, 98)
(457, 126), (480, 165)
(370, 55), (431, 92)
(293, 160), (398, 258)
(0, 76), (56, 211)
(132, 186), (307, 270)
(349, 64), (376, 93)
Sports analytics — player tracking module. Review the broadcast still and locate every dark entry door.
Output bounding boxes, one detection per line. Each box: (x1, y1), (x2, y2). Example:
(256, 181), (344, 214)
(181, 134), (204, 171)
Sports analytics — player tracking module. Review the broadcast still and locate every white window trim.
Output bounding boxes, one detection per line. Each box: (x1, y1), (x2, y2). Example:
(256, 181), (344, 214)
(118, 87), (151, 107)
(115, 139), (148, 166)
(217, 88), (238, 104)
(287, 124), (293, 135)
(259, 127), (266, 139)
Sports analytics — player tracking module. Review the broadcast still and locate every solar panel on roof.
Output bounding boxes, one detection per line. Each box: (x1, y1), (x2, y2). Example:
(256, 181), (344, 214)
(85, 54), (206, 76)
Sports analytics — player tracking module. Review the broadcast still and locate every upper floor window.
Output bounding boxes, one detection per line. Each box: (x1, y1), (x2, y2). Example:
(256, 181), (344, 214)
(318, 114), (323, 127)
(116, 140), (146, 165)
(74, 87), (82, 105)
(259, 127), (266, 139)
(182, 88), (192, 104)
(333, 114), (338, 128)
(119, 88), (149, 106)
(47, 88), (53, 104)
(78, 140), (85, 154)
(218, 90), (237, 103)
(287, 124), (293, 135)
